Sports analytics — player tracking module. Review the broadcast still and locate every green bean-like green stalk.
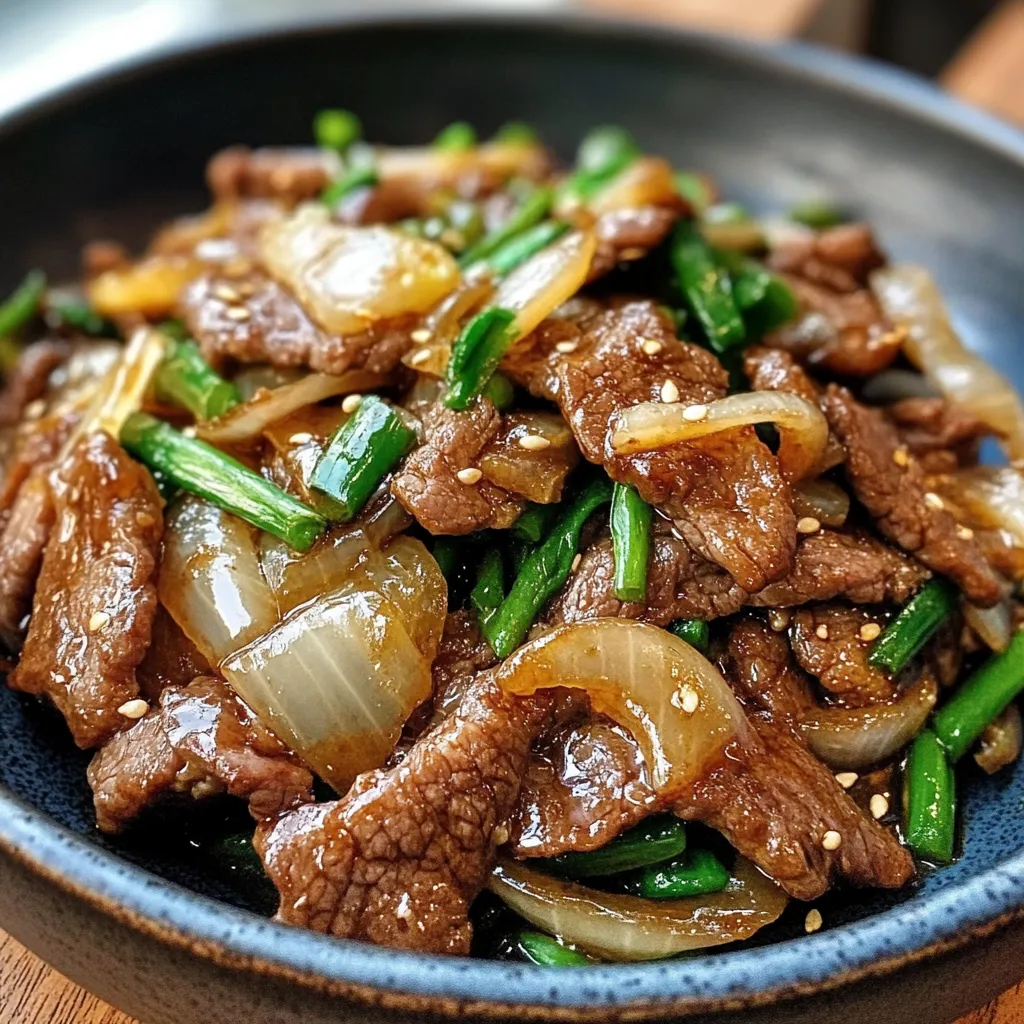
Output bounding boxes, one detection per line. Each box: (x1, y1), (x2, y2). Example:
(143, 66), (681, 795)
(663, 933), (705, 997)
(610, 483), (652, 603)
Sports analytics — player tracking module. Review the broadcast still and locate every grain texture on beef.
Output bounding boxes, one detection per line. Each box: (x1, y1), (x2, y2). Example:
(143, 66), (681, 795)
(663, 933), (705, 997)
(183, 272), (413, 375)
(790, 604), (897, 707)
(10, 432), (163, 748)
(765, 225), (898, 377)
(825, 385), (1008, 607)
(506, 301), (796, 591)
(512, 620), (913, 898)
(257, 674), (550, 954)
(88, 676), (313, 833)
(0, 473), (55, 642)
(885, 396), (992, 473)
(391, 398), (524, 534)
(549, 527), (927, 626)
(207, 146), (340, 204)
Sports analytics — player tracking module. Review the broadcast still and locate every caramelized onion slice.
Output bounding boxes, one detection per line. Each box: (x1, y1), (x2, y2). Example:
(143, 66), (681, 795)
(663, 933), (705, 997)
(871, 264), (1024, 460)
(160, 496), (279, 665)
(587, 156), (679, 215)
(793, 479), (850, 528)
(479, 411), (579, 504)
(88, 254), (204, 318)
(197, 369), (387, 444)
(495, 620), (748, 798)
(944, 467), (1024, 549)
(494, 228), (597, 342)
(488, 857), (787, 961)
(260, 204), (459, 336)
(963, 599), (1013, 654)
(376, 141), (549, 190)
(612, 391), (829, 482)
(801, 676), (937, 770)
(975, 704), (1022, 775)
(222, 584), (432, 793)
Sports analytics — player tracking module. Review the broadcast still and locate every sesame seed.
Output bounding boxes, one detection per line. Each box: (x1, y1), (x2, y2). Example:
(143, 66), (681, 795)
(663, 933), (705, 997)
(769, 610), (792, 632)
(956, 524), (975, 540)
(214, 283), (240, 303)
(24, 399), (45, 419)
(117, 699), (149, 720)
(682, 404), (709, 423)
(804, 909), (823, 934)
(492, 825), (510, 847)
(680, 685), (700, 714)
(182, 426), (197, 439)
(641, 339), (663, 356)
(409, 349), (431, 366)
(519, 434), (551, 451)
(456, 467), (482, 485)
(822, 830), (842, 851)
(660, 380), (681, 404)
(341, 394), (363, 414)
(797, 516), (822, 535)
(135, 512), (155, 529)
(411, 327), (432, 344)
(893, 448), (910, 467)
(571, 553), (582, 572)
(816, 624), (830, 640)
(870, 794), (889, 820)
(924, 491), (945, 511)
(235, 281), (256, 298)
(288, 432), (313, 445)
(555, 340), (579, 354)
(859, 622), (882, 642)
(400, 271), (416, 288)
(225, 306), (251, 322)
(88, 611), (110, 633)
(835, 772), (859, 790)
(440, 229), (464, 250)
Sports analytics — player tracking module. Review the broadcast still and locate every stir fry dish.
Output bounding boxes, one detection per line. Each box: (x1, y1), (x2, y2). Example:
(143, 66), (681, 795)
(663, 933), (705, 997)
(3, 113), (1024, 965)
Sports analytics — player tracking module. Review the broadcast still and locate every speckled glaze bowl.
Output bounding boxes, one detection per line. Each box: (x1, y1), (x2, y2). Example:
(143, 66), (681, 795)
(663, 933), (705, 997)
(1, 12), (1024, 1024)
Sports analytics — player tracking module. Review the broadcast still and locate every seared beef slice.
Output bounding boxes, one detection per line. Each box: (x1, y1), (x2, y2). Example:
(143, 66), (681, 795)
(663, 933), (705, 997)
(10, 432), (163, 748)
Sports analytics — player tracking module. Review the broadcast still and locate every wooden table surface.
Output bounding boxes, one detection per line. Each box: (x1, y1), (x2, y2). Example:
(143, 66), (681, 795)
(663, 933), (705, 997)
(3, 1), (1024, 1022)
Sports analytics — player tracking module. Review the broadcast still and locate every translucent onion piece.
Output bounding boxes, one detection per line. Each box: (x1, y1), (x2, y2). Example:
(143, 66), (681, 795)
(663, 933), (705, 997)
(587, 157), (679, 215)
(66, 327), (166, 454)
(479, 411), (579, 504)
(150, 202), (235, 255)
(222, 584), (432, 793)
(963, 599), (1013, 654)
(268, 527), (370, 615)
(488, 857), (787, 961)
(376, 141), (549, 190)
(197, 369), (386, 444)
(494, 229), (597, 343)
(801, 676), (938, 770)
(160, 496), (279, 666)
(859, 368), (940, 404)
(88, 254), (204, 318)
(403, 277), (495, 377)
(494, 620), (749, 798)
(233, 365), (304, 402)
(612, 391), (829, 482)
(260, 204), (460, 336)
(975, 704), (1023, 775)
(871, 264), (1024, 460)
(946, 467), (1024, 549)
(793, 479), (850, 528)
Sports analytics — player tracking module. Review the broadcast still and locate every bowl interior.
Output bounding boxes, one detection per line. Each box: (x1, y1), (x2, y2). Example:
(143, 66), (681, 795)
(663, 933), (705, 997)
(1, 13), (1024, 1011)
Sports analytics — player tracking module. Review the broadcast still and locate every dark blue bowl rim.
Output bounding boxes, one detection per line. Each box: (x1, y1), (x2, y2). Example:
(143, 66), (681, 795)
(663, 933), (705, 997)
(2, 9), (1024, 1014)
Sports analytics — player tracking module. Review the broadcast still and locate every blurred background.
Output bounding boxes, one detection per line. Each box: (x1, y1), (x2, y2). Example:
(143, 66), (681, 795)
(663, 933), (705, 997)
(2, 0), (1022, 127)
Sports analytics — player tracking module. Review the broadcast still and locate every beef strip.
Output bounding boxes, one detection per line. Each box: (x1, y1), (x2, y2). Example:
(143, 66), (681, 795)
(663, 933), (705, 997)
(206, 146), (341, 204)
(505, 301), (796, 591)
(182, 271), (414, 375)
(748, 529), (929, 607)
(549, 527), (927, 627)
(764, 225), (899, 377)
(9, 432), (163, 748)
(885, 396), (992, 471)
(135, 607), (213, 702)
(391, 398), (525, 534)
(680, 619), (914, 899)
(88, 676), (313, 833)
(588, 206), (678, 281)
(0, 340), (70, 427)
(789, 604), (897, 707)
(512, 619), (912, 899)
(430, 611), (498, 720)
(824, 385), (1008, 607)
(257, 673), (550, 954)
(0, 473), (55, 644)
